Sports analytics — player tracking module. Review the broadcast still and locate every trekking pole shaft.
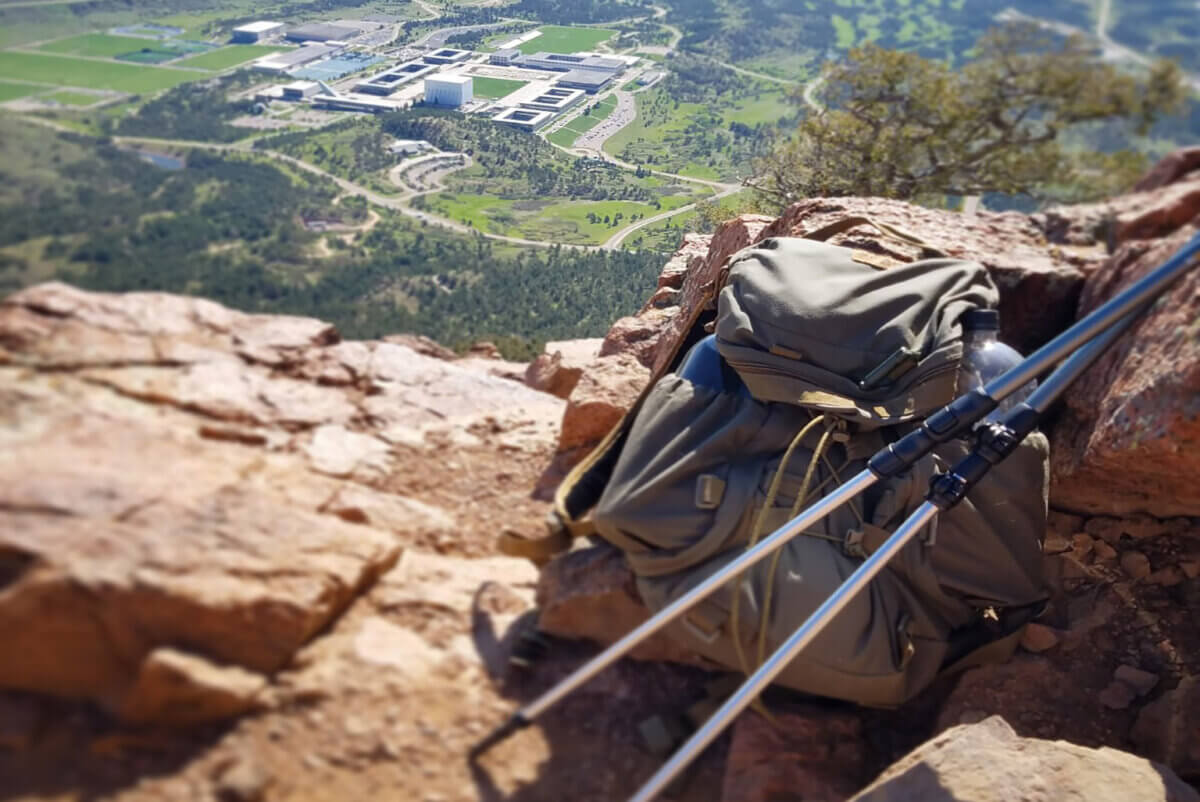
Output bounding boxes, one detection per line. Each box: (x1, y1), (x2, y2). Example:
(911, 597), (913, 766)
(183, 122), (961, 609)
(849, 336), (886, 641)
(1022, 307), (1144, 413)
(520, 469), (877, 722)
(871, 229), (1200, 479)
(628, 502), (940, 802)
(987, 230), (1200, 401)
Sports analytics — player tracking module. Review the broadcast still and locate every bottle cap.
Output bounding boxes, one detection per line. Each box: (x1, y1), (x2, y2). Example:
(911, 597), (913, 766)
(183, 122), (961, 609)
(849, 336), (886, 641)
(962, 308), (1000, 331)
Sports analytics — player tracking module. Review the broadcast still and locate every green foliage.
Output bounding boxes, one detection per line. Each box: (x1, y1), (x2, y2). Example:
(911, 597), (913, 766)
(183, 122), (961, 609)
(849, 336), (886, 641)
(255, 117), (398, 192)
(0, 119), (669, 359)
(751, 24), (1188, 206)
(507, 0), (649, 24)
(112, 70), (258, 143)
(381, 108), (657, 203)
(605, 55), (794, 180)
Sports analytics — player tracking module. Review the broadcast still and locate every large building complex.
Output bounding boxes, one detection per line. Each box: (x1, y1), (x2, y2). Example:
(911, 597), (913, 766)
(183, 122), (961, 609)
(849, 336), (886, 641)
(423, 48), (472, 65)
(286, 22), (360, 43)
(233, 21), (284, 43)
(249, 27), (639, 132)
(424, 74), (472, 107)
(356, 61), (437, 94)
(253, 43), (341, 72)
(482, 50), (628, 93)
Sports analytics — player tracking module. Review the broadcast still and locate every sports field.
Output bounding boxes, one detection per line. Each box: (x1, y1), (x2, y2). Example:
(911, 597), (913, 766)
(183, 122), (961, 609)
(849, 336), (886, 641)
(38, 33), (164, 58)
(518, 25), (616, 55)
(172, 44), (282, 71)
(0, 80), (39, 102)
(470, 76), (527, 99)
(0, 52), (197, 93)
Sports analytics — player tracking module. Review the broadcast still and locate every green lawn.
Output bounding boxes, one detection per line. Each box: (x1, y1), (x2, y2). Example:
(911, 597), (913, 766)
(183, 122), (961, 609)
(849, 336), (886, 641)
(719, 91), (790, 126)
(470, 76), (527, 99)
(425, 192), (704, 245)
(0, 80), (39, 102)
(0, 52), (197, 93)
(38, 33), (166, 58)
(547, 96), (618, 147)
(46, 89), (106, 105)
(172, 44), (282, 71)
(519, 25), (617, 55)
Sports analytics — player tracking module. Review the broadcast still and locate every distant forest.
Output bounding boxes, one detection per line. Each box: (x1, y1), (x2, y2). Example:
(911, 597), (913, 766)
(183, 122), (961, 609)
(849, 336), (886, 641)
(0, 123), (663, 358)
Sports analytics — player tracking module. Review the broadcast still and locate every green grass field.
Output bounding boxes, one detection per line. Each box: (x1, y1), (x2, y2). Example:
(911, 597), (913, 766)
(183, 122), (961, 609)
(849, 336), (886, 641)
(38, 33), (167, 59)
(426, 189), (705, 245)
(0, 80), (39, 102)
(0, 51), (197, 93)
(547, 96), (617, 147)
(172, 44), (282, 71)
(519, 25), (617, 55)
(47, 89), (106, 105)
(470, 76), (527, 99)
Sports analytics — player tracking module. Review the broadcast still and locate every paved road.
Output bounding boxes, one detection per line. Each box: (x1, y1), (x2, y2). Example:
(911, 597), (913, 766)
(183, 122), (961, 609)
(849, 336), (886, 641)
(105, 133), (599, 250)
(602, 182), (743, 250)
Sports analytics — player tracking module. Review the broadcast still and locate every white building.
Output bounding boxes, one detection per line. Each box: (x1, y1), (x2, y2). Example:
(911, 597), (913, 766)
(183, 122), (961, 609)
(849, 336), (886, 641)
(389, 139), (433, 156)
(424, 74), (473, 107)
(281, 80), (320, 100)
(232, 21), (285, 43)
(493, 106), (555, 131)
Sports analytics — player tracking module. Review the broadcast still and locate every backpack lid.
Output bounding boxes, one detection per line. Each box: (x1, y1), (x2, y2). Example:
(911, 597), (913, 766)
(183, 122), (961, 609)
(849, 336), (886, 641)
(715, 237), (999, 427)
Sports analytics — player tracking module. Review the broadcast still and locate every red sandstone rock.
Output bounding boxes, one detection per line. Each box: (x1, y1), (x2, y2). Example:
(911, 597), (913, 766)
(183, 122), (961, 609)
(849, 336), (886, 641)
(722, 706), (867, 802)
(1050, 223), (1200, 517)
(557, 353), (649, 452)
(1131, 675), (1200, 780)
(599, 307), (676, 368)
(851, 716), (1199, 802)
(0, 282), (564, 726)
(536, 545), (711, 666)
(524, 338), (603, 399)
(1134, 146), (1200, 192)
(649, 214), (775, 376)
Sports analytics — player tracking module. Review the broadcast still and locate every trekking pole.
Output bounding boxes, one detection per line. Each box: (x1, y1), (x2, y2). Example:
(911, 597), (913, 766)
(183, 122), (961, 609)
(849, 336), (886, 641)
(626, 304), (1149, 802)
(472, 229), (1200, 761)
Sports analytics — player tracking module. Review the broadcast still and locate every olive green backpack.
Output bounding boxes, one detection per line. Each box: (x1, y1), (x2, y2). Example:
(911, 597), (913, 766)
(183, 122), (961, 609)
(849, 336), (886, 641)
(508, 229), (1049, 708)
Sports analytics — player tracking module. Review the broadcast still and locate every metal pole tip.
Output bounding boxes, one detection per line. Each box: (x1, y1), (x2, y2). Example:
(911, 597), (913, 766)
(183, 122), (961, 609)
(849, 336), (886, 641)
(469, 712), (531, 760)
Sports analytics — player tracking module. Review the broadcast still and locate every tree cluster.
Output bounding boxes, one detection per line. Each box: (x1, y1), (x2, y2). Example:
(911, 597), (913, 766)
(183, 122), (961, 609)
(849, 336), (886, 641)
(749, 24), (1186, 207)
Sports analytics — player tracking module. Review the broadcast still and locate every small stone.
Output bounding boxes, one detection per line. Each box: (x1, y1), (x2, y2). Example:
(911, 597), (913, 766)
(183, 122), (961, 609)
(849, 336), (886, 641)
(1148, 566), (1185, 587)
(1115, 665), (1160, 697)
(957, 708), (989, 725)
(1181, 561), (1200, 580)
(343, 714), (370, 737)
(0, 695), (42, 751)
(1092, 541), (1118, 561)
(1071, 533), (1094, 558)
(1099, 681), (1137, 710)
(213, 757), (270, 802)
(1020, 623), (1061, 653)
(302, 753), (325, 770)
(1120, 551), (1152, 580)
(1042, 531), (1072, 555)
(374, 738), (402, 760)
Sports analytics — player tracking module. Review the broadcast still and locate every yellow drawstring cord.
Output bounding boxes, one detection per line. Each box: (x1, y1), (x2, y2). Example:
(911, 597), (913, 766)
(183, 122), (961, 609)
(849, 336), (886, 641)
(755, 422), (837, 671)
(729, 414), (825, 701)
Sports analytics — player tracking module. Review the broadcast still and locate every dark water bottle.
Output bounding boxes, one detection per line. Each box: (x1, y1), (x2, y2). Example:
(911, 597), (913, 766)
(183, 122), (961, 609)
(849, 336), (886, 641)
(958, 309), (1036, 424)
(678, 334), (749, 397)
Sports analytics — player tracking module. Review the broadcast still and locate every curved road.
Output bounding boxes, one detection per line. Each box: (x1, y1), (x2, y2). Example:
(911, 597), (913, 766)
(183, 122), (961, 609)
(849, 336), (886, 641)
(107, 133), (601, 251)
